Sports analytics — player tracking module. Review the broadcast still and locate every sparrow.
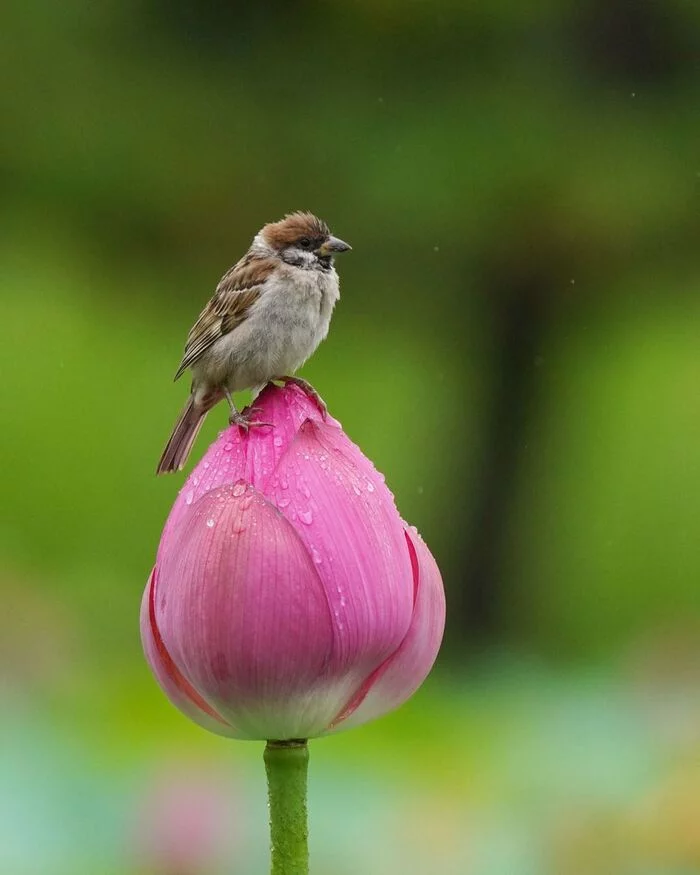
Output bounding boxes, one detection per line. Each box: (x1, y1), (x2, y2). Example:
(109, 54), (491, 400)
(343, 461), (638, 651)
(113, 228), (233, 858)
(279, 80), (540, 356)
(157, 211), (351, 475)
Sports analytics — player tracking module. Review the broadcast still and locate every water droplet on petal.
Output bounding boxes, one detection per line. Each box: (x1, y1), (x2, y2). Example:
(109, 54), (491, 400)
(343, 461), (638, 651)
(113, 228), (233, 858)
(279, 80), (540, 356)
(311, 547), (323, 565)
(223, 442), (233, 452)
(232, 482), (246, 497)
(203, 461), (210, 469)
(301, 484), (311, 499)
(366, 481), (375, 493)
(192, 476), (200, 486)
(352, 484), (361, 495)
(206, 518), (215, 528)
(273, 435), (283, 447)
(277, 497), (290, 508)
(185, 490), (194, 505)
(298, 509), (313, 525)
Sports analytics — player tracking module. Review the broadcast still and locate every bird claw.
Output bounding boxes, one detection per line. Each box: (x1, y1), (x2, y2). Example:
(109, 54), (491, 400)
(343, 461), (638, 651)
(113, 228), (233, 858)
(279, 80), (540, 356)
(229, 408), (273, 431)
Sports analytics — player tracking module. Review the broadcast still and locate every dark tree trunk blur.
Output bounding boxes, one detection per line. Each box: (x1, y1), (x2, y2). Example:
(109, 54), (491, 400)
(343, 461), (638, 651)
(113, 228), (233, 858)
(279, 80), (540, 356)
(456, 268), (552, 643)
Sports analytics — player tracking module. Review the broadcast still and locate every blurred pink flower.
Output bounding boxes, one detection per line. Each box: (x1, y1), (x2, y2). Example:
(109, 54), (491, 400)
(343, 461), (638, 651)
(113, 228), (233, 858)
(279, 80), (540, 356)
(133, 762), (239, 875)
(141, 383), (445, 740)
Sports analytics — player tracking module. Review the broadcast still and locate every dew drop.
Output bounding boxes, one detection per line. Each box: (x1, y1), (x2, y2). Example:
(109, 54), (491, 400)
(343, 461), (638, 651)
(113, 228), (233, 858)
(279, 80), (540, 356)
(311, 547), (323, 565)
(206, 518), (215, 528)
(280, 476), (289, 490)
(301, 484), (311, 499)
(273, 435), (283, 447)
(203, 461), (210, 469)
(192, 476), (200, 486)
(232, 482), (246, 497)
(352, 484), (362, 496)
(298, 509), (313, 525)
(277, 497), (291, 508)
(223, 442), (233, 452)
(185, 489), (194, 505)
(366, 481), (375, 493)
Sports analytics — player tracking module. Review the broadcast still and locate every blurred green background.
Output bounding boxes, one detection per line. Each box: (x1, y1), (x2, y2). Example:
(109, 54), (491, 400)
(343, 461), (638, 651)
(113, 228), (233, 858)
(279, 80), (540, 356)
(2, 0), (700, 872)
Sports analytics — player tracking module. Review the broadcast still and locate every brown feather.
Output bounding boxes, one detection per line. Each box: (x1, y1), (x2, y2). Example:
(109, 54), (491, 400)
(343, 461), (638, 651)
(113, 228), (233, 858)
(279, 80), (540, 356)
(157, 394), (211, 474)
(261, 212), (330, 250)
(173, 255), (276, 381)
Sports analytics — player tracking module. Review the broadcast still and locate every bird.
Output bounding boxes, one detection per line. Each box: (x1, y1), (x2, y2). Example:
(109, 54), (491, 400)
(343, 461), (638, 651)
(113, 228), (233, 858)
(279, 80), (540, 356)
(157, 212), (351, 475)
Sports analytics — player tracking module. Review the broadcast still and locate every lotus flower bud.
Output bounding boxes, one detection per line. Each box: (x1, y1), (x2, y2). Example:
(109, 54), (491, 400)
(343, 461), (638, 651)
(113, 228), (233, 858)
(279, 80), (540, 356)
(141, 383), (445, 740)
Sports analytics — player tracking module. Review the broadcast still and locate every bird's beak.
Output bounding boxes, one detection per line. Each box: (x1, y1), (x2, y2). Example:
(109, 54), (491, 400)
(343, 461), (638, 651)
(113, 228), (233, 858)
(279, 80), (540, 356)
(317, 236), (352, 256)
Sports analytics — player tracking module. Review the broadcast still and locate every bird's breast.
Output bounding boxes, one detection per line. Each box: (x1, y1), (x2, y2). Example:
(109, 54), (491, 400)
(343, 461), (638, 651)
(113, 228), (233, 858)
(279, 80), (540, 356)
(203, 268), (338, 390)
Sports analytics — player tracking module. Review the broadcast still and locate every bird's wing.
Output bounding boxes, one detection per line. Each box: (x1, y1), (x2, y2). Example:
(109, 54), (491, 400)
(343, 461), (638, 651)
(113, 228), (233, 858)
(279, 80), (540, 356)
(174, 256), (276, 381)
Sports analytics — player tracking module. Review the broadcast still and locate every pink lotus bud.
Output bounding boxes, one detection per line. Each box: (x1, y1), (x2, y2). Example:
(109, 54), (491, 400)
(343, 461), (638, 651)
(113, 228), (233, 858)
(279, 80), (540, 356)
(141, 383), (445, 740)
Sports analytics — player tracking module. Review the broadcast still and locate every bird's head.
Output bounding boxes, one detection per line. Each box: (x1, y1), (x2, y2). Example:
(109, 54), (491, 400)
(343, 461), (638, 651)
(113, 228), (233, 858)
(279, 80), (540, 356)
(257, 212), (351, 270)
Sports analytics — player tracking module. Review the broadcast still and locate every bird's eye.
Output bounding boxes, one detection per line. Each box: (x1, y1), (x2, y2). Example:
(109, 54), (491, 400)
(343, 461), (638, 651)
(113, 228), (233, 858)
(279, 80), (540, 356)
(299, 237), (312, 249)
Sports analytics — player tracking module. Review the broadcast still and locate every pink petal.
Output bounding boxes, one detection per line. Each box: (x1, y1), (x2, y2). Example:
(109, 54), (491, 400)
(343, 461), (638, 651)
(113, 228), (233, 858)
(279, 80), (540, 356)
(140, 569), (238, 738)
(158, 384), (337, 563)
(154, 483), (349, 740)
(265, 419), (415, 706)
(328, 526), (445, 732)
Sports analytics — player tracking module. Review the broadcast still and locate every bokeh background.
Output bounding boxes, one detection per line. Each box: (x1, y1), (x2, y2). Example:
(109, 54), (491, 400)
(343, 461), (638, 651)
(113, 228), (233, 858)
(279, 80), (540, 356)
(2, 1), (700, 872)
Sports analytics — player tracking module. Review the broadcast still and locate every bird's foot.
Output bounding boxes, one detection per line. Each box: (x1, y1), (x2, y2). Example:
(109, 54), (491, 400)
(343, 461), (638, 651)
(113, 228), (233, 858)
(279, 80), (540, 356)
(229, 408), (273, 430)
(280, 377), (328, 419)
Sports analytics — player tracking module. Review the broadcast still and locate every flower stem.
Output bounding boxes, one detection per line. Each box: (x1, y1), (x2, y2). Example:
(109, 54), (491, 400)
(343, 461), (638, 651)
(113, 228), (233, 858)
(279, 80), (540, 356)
(264, 739), (309, 875)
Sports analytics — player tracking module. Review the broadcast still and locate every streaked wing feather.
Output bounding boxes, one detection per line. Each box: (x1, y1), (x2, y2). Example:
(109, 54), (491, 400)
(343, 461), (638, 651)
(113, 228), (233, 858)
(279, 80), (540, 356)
(173, 256), (275, 380)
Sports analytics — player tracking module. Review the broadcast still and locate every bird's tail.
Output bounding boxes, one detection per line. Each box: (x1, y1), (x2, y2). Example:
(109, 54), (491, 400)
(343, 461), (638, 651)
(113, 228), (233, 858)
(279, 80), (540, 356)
(157, 395), (208, 475)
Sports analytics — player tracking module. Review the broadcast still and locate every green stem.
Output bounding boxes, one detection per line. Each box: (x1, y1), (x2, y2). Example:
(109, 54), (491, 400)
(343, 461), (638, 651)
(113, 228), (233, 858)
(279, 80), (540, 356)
(264, 739), (309, 875)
